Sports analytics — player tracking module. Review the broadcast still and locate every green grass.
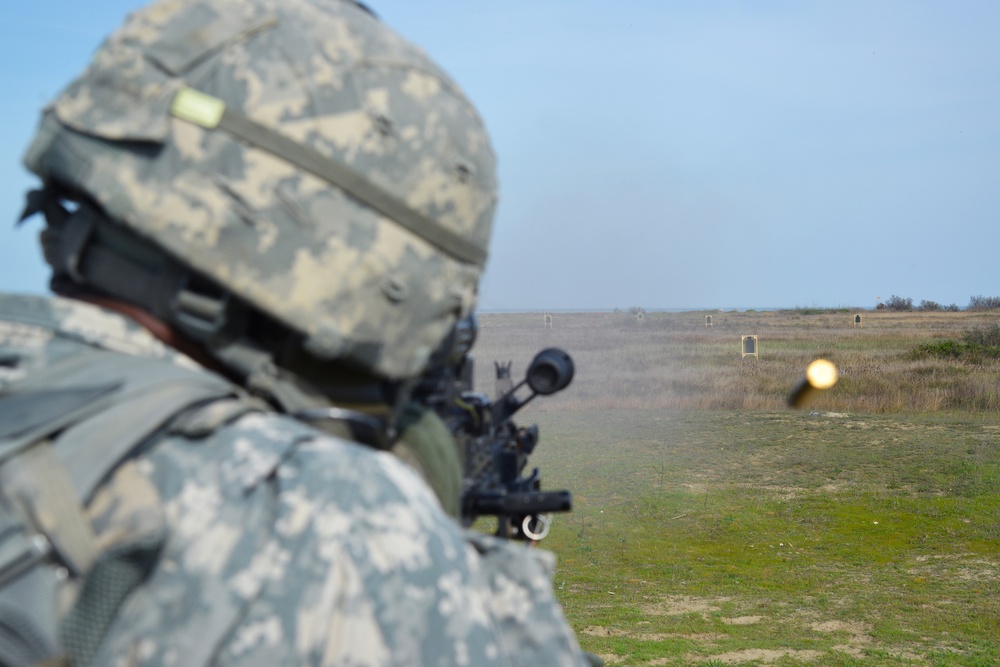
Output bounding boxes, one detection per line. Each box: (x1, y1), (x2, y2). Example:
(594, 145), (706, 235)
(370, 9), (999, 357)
(912, 340), (1000, 364)
(469, 311), (1000, 664)
(513, 410), (1000, 665)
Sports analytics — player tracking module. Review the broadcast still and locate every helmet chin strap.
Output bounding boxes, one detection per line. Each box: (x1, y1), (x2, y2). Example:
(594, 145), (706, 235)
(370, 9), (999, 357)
(22, 187), (364, 410)
(22, 185), (414, 447)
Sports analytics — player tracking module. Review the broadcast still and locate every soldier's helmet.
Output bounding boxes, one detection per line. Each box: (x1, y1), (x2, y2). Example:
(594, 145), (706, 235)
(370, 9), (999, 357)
(23, 0), (497, 381)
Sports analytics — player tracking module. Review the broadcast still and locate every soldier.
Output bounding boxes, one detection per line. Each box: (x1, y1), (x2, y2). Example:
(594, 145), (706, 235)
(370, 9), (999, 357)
(0, 1), (589, 665)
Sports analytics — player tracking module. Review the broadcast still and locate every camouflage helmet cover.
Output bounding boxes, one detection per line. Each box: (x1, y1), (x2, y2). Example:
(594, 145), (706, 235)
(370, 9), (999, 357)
(23, 0), (497, 379)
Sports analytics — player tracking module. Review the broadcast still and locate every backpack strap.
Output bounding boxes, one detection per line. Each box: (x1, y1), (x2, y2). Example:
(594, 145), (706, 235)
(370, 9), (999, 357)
(0, 492), (63, 667)
(0, 347), (253, 667)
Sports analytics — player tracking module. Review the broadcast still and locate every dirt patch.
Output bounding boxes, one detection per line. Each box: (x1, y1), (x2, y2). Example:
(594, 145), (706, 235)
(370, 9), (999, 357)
(818, 482), (849, 493)
(955, 565), (999, 582)
(832, 644), (866, 658)
(695, 648), (823, 664)
(582, 626), (726, 642)
(812, 620), (873, 658)
(581, 626), (669, 641)
(721, 616), (763, 625)
(913, 553), (975, 562)
(641, 595), (729, 616)
(908, 554), (999, 583)
(888, 649), (926, 661)
(810, 620), (871, 638)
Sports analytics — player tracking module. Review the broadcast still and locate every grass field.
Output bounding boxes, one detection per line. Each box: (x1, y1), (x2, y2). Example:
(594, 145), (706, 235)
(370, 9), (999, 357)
(472, 309), (1000, 666)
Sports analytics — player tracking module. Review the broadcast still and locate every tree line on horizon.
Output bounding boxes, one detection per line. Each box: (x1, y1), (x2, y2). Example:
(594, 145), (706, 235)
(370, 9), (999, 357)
(877, 295), (1000, 312)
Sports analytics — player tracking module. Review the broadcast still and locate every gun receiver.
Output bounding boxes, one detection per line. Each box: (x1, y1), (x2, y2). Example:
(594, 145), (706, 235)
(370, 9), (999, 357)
(416, 323), (575, 541)
(458, 347), (575, 540)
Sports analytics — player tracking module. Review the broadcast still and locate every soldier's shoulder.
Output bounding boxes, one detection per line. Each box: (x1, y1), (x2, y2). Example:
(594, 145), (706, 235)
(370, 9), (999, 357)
(203, 408), (445, 513)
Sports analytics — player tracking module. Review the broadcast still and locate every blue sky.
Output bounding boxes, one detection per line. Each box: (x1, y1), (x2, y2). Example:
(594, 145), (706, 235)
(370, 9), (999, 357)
(2, 1), (998, 310)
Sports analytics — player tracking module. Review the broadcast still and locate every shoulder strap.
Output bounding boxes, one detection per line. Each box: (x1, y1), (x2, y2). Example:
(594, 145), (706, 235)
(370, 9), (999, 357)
(3, 348), (239, 501)
(0, 347), (252, 667)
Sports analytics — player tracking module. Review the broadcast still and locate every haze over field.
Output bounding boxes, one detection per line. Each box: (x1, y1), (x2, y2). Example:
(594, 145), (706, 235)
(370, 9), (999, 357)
(2, 1), (997, 311)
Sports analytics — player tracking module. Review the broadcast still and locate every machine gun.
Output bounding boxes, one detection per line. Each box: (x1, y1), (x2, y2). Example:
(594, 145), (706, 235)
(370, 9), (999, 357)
(414, 315), (575, 541)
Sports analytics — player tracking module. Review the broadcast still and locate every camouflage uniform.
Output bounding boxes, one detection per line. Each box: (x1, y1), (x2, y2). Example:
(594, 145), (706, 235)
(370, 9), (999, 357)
(0, 293), (587, 666)
(3, 0), (589, 664)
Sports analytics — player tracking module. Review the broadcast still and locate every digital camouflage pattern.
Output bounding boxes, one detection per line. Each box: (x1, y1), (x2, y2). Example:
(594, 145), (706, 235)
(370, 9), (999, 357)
(0, 294), (201, 389)
(0, 294), (588, 666)
(23, 0), (497, 380)
(9, 1), (589, 664)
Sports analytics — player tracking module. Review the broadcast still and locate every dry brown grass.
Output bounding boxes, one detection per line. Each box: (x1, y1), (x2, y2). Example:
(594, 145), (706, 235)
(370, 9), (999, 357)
(472, 309), (1000, 414)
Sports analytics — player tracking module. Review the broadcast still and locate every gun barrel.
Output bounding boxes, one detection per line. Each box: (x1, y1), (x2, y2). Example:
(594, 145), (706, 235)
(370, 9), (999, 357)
(526, 348), (575, 395)
(469, 490), (572, 516)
